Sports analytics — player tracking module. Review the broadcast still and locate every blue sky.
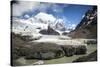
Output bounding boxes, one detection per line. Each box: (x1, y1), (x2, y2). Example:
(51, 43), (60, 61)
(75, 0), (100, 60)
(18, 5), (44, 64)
(13, 1), (93, 28)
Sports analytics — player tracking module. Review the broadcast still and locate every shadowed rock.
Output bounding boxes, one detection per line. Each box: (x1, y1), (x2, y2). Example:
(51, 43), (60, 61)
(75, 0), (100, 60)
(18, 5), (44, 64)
(73, 50), (97, 62)
(61, 45), (75, 57)
(74, 45), (87, 55)
(39, 25), (59, 35)
(61, 45), (87, 57)
(24, 42), (65, 60)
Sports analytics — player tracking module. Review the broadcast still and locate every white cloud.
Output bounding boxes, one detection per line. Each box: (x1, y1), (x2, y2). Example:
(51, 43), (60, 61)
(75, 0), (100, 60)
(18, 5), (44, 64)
(52, 4), (63, 13)
(53, 4), (70, 14)
(12, 1), (40, 16)
(12, 2), (53, 16)
(12, 1), (68, 16)
(37, 3), (51, 12)
(52, 4), (69, 13)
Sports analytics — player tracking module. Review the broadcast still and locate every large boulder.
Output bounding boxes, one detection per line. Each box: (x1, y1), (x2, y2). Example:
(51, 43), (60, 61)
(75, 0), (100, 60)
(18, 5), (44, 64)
(60, 45), (87, 57)
(14, 42), (65, 60)
(74, 45), (87, 55)
(85, 39), (97, 45)
(61, 45), (75, 57)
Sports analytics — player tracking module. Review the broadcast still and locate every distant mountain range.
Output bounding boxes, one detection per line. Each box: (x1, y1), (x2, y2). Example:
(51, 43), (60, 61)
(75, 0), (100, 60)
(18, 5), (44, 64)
(12, 12), (71, 35)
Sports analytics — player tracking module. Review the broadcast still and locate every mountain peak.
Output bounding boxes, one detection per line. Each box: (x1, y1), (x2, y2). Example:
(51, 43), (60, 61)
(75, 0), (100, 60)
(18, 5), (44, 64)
(34, 12), (56, 24)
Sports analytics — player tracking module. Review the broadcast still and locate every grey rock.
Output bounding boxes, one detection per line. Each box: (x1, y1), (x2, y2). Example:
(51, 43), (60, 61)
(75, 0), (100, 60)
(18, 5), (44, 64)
(39, 25), (60, 35)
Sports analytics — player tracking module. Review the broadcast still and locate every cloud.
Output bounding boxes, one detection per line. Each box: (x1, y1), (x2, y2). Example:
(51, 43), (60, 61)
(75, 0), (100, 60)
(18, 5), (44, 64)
(51, 4), (63, 13)
(12, 1), (69, 17)
(37, 3), (51, 12)
(12, 1), (40, 16)
(12, 1), (53, 16)
(52, 4), (69, 13)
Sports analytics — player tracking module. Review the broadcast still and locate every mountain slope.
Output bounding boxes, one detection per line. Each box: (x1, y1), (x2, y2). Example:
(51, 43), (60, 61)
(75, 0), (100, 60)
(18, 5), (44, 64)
(68, 6), (97, 39)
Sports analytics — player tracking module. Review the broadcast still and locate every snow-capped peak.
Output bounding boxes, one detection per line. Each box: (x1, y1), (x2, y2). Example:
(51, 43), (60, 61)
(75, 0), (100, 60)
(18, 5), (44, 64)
(12, 12), (68, 35)
(34, 12), (56, 24)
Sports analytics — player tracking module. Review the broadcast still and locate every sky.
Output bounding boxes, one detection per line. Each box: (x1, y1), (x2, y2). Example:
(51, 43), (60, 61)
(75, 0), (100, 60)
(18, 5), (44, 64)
(12, 1), (93, 29)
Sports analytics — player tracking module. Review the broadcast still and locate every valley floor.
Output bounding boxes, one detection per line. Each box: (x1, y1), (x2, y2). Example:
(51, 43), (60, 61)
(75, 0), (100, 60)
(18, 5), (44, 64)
(13, 35), (97, 66)
(14, 44), (97, 65)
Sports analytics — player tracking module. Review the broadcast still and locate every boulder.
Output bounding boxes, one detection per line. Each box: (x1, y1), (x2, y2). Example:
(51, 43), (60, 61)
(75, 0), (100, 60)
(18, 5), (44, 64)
(74, 45), (87, 55)
(21, 42), (65, 60)
(86, 40), (97, 45)
(60, 45), (87, 56)
(61, 45), (75, 57)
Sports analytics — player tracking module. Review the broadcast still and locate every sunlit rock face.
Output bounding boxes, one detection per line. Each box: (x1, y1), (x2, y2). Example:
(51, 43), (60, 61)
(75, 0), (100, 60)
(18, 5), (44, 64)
(69, 6), (97, 39)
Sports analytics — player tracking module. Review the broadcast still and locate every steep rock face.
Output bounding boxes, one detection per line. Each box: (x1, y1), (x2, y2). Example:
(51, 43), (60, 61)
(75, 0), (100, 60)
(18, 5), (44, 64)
(69, 6), (97, 39)
(39, 25), (60, 35)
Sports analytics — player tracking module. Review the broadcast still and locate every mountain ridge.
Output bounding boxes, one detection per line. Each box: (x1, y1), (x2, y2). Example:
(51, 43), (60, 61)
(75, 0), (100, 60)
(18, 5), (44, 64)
(68, 6), (97, 39)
